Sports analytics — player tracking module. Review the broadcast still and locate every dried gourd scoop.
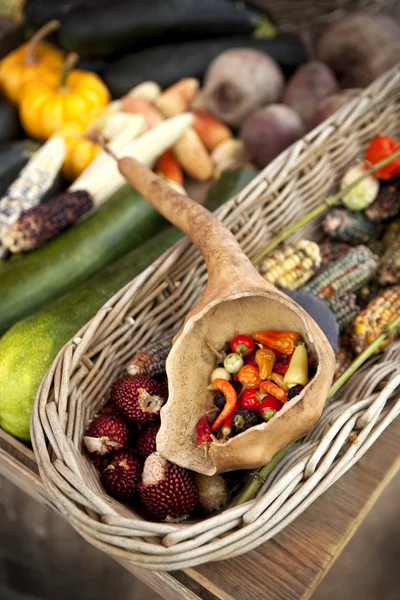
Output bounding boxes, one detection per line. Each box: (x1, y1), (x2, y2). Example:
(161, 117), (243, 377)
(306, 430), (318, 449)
(116, 155), (335, 475)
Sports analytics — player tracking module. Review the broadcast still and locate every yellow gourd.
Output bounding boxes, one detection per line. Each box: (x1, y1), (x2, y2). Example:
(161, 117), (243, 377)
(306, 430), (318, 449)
(20, 53), (111, 141)
(0, 20), (64, 104)
(57, 122), (102, 181)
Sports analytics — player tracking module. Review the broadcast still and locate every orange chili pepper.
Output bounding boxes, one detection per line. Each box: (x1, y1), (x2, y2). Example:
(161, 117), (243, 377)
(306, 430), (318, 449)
(237, 364), (262, 389)
(255, 348), (276, 379)
(259, 380), (288, 403)
(211, 379), (237, 431)
(252, 330), (299, 355)
(269, 371), (288, 391)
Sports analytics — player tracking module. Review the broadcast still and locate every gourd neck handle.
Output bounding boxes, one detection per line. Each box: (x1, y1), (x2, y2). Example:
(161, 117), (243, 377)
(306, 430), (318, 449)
(24, 20), (60, 65)
(117, 155), (259, 297)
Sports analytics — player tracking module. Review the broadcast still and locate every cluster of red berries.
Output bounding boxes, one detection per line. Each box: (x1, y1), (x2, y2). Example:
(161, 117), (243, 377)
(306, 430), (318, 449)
(84, 374), (198, 521)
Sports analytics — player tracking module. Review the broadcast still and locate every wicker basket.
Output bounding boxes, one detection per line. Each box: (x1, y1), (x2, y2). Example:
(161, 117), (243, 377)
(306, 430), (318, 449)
(31, 66), (400, 570)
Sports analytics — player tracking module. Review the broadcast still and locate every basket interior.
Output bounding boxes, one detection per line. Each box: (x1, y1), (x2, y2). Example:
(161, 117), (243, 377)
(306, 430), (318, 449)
(32, 68), (400, 567)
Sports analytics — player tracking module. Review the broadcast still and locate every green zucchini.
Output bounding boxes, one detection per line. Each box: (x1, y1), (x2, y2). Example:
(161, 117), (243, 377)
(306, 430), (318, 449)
(0, 186), (166, 334)
(57, 0), (264, 58)
(0, 168), (257, 441)
(103, 36), (307, 95)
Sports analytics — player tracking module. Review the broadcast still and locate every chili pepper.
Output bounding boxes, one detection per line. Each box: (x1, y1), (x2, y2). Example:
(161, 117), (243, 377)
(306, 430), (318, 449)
(255, 347), (276, 379)
(272, 349), (282, 361)
(259, 395), (284, 421)
(211, 367), (231, 382)
(237, 364), (262, 389)
(211, 379), (238, 432)
(230, 334), (255, 356)
(196, 415), (212, 445)
(252, 330), (299, 355)
(259, 380), (288, 403)
(273, 361), (289, 375)
(240, 389), (260, 413)
(366, 136), (400, 180)
(269, 371), (288, 391)
(221, 400), (239, 440)
(223, 352), (244, 374)
(284, 343), (309, 388)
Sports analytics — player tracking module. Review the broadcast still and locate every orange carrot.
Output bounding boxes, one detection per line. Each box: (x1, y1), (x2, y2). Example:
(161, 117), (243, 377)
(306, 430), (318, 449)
(156, 78), (199, 117)
(193, 109), (232, 151)
(121, 96), (164, 128)
(155, 150), (184, 186)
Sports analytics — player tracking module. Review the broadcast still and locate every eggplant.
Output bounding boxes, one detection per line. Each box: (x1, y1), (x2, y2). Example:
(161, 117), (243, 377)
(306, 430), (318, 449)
(103, 36), (307, 97)
(23, 0), (89, 29)
(0, 95), (20, 142)
(57, 0), (265, 58)
(0, 18), (23, 59)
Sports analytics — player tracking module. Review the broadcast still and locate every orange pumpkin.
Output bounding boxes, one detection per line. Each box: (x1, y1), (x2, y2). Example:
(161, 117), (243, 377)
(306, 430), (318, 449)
(20, 53), (111, 141)
(57, 121), (102, 181)
(0, 20), (64, 104)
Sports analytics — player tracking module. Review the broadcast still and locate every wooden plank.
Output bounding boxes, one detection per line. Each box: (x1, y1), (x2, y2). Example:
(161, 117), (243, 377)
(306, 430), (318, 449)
(1, 420), (399, 600)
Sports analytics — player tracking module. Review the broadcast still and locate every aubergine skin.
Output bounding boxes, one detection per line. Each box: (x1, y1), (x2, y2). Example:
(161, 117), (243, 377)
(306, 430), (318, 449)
(57, 0), (262, 58)
(102, 36), (307, 96)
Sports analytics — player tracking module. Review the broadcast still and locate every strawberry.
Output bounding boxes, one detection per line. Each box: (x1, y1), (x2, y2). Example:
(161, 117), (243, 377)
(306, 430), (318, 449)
(84, 414), (130, 458)
(137, 423), (160, 458)
(111, 375), (167, 424)
(101, 450), (143, 501)
(139, 452), (198, 521)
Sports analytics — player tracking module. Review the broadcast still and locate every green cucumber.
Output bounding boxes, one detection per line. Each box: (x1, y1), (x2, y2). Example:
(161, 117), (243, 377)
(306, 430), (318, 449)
(0, 186), (166, 334)
(0, 168), (257, 441)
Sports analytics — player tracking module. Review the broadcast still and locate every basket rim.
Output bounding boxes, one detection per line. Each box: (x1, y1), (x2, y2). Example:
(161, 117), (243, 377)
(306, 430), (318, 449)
(31, 65), (400, 570)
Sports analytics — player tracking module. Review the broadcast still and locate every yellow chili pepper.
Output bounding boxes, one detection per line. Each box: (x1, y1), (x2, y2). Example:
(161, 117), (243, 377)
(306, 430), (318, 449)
(255, 348), (276, 379)
(284, 343), (309, 388)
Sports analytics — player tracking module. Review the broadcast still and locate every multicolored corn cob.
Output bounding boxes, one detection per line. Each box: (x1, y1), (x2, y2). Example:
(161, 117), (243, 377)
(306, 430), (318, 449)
(365, 176), (400, 222)
(356, 281), (382, 309)
(0, 136), (65, 256)
(334, 345), (354, 380)
(351, 286), (400, 354)
(3, 191), (94, 253)
(259, 240), (321, 290)
(377, 221), (400, 285)
(323, 208), (378, 244)
(303, 245), (378, 300)
(382, 220), (400, 249)
(126, 330), (175, 377)
(318, 241), (351, 265)
(325, 292), (360, 331)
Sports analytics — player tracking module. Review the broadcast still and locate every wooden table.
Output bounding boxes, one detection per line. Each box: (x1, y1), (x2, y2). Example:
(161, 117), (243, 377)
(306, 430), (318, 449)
(1, 420), (399, 600)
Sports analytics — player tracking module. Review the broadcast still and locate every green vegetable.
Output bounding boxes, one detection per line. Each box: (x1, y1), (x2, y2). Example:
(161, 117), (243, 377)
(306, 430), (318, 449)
(0, 168), (257, 441)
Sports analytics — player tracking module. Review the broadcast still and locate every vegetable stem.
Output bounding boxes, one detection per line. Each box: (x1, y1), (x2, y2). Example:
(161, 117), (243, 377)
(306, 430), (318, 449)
(60, 53), (79, 89)
(234, 314), (400, 506)
(24, 20), (60, 65)
(252, 146), (400, 264)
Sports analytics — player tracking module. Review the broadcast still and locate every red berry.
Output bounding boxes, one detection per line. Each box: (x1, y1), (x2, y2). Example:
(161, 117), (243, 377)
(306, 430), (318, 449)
(137, 423), (160, 458)
(139, 453), (199, 521)
(111, 375), (167, 424)
(240, 389), (260, 412)
(84, 413), (130, 457)
(101, 450), (143, 501)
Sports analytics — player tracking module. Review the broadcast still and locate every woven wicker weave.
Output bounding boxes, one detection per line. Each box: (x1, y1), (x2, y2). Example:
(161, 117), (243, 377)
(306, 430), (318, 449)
(31, 66), (400, 570)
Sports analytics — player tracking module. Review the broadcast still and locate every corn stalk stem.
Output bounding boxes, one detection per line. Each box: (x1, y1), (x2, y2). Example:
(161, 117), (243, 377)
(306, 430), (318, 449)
(234, 314), (400, 506)
(252, 147), (400, 265)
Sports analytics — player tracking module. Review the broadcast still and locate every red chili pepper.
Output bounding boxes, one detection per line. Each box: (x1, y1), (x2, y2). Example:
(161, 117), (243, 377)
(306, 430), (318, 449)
(211, 379), (238, 431)
(273, 361), (289, 375)
(259, 395), (283, 421)
(240, 389), (260, 412)
(272, 349), (282, 361)
(308, 357), (314, 367)
(221, 400), (239, 440)
(196, 415), (212, 445)
(366, 135), (400, 180)
(230, 334), (255, 356)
